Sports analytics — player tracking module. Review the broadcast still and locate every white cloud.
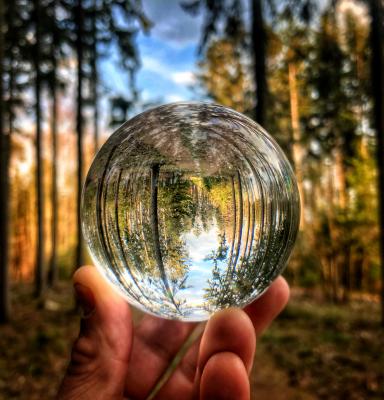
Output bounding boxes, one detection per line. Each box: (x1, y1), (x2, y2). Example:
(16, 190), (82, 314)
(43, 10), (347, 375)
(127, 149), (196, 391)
(166, 94), (185, 103)
(141, 55), (170, 77)
(171, 71), (196, 85)
(141, 55), (196, 88)
(184, 225), (220, 263)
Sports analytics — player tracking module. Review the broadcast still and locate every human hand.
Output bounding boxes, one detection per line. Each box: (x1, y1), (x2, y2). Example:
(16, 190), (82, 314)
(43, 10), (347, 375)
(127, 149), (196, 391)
(57, 266), (289, 400)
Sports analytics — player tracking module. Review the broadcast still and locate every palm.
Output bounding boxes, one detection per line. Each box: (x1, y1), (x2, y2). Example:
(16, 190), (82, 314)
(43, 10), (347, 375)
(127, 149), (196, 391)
(124, 277), (288, 399)
(124, 316), (200, 399)
(58, 266), (289, 400)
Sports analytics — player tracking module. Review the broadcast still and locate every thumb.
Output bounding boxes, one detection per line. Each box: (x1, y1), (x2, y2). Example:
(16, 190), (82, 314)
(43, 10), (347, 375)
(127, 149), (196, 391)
(57, 266), (133, 400)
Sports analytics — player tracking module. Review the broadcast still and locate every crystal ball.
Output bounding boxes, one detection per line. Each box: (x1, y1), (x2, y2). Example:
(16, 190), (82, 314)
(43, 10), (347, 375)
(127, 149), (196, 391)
(81, 102), (300, 321)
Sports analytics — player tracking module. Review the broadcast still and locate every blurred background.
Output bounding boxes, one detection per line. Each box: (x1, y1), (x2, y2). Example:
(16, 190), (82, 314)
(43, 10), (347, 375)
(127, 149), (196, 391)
(0, 0), (383, 399)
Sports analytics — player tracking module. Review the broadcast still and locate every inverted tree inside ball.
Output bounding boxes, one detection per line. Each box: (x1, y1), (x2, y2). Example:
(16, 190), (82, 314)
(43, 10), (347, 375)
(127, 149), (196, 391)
(81, 102), (300, 321)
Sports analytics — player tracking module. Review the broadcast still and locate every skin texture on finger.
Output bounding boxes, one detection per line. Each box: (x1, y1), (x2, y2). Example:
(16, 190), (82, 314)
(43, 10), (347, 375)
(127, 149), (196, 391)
(57, 266), (133, 400)
(156, 277), (289, 398)
(244, 276), (290, 335)
(192, 307), (256, 398)
(154, 309), (255, 400)
(200, 352), (250, 400)
(197, 308), (256, 375)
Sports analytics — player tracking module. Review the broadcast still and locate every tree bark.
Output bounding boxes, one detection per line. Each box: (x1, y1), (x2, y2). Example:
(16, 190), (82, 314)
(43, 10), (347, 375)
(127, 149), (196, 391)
(150, 164), (169, 291)
(150, 164), (179, 310)
(75, 0), (85, 269)
(48, 69), (58, 286)
(369, 0), (384, 326)
(334, 147), (347, 209)
(0, 0), (10, 323)
(251, 0), (267, 126)
(91, 0), (99, 155)
(228, 175), (237, 269)
(288, 62), (305, 229)
(33, 0), (45, 298)
(232, 171), (243, 272)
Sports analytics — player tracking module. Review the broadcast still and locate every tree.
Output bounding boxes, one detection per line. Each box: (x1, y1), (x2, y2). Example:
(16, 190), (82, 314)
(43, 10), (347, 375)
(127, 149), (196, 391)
(67, 0), (150, 270)
(197, 37), (254, 114)
(1, 0), (32, 315)
(306, 7), (372, 301)
(32, 0), (45, 298)
(251, 0), (267, 125)
(183, 0), (316, 127)
(0, 0), (9, 322)
(46, 0), (63, 286)
(90, 0), (99, 154)
(74, 0), (85, 269)
(369, 0), (384, 325)
(150, 164), (180, 311)
(182, 0), (265, 119)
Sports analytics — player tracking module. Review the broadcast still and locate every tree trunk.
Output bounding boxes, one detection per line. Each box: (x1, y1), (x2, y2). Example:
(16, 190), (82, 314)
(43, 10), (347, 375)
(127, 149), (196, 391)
(91, 0), (99, 155)
(0, 0), (10, 323)
(232, 171), (243, 272)
(33, 0), (45, 298)
(369, 0), (384, 326)
(251, 0), (267, 126)
(150, 164), (179, 311)
(48, 74), (58, 286)
(228, 175), (237, 269)
(75, 0), (85, 269)
(150, 164), (169, 291)
(288, 62), (305, 229)
(334, 147), (347, 209)
(325, 160), (340, 302)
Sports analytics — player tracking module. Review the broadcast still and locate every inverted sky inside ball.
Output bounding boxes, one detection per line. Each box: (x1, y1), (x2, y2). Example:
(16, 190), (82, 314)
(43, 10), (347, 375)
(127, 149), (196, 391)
(81, 102), (300, 321)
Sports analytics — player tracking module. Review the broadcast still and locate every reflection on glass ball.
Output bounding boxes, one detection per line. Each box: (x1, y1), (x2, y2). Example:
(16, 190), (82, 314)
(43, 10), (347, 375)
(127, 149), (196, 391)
(81, 102), (300, 321)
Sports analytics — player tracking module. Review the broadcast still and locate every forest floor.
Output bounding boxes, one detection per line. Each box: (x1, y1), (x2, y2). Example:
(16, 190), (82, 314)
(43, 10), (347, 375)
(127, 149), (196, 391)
(0, 282), (383, 400)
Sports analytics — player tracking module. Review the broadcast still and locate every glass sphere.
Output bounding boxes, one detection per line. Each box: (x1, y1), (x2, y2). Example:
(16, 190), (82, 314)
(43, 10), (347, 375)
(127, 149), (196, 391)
(81, 102), (300, 321)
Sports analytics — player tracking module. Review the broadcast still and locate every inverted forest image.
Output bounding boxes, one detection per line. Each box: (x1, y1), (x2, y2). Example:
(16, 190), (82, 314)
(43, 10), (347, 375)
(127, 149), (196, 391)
(81, 102), (300, 321)
(1, 0), (384, 399)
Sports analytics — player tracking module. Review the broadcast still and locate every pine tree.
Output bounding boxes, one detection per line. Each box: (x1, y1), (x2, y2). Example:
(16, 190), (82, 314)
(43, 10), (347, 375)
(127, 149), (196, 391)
(64, 0), (150, 270)
(32, 0), (45, 298)
(369, 0), (384, 326)
(0, 0), (9, 323)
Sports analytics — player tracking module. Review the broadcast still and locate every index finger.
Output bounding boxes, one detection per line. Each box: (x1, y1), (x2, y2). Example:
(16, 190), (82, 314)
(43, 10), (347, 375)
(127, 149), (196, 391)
(244, 276), (290, 335)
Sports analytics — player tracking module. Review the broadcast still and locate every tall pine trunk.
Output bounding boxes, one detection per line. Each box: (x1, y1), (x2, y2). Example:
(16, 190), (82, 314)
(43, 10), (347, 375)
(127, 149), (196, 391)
(251, 0), (267, 126)
(0, 0), (10, 322)
(232, 171), (243, 272)
(48, 72), (58, 286)
(91, 0), (99, 155)
(48, 1), (58, 286)
(288, 62), (305, 229)
(75, 0), (85, 269)
(150, 164), (179, 311)
(33, 0), (45, 298)
(369, 0), (384, 326)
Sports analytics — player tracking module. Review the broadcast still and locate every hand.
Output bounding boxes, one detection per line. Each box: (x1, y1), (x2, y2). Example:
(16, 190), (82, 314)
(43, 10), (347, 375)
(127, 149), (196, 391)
(57, 266), (289, 400)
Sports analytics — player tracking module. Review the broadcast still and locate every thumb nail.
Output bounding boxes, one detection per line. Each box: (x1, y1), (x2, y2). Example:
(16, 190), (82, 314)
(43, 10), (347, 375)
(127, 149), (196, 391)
(74, 283), (95, 318)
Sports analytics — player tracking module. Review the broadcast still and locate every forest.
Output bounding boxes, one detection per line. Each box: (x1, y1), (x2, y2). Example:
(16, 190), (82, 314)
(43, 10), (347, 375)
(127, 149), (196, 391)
(0, 0), (383, 399)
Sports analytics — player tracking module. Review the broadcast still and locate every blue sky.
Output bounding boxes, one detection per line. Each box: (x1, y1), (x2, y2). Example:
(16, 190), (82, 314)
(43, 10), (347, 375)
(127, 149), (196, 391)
(137, 0), (203, 103)
(101, 0), (204, 109)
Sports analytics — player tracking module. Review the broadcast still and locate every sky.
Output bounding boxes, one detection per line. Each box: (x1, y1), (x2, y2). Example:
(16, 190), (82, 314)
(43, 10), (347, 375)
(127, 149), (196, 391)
(97, 0), (360, 122)
(101, 0), (204, 109)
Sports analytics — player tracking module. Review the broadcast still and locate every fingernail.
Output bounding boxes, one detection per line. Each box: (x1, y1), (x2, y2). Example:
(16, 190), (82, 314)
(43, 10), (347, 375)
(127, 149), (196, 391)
(74, 283), (95, 318)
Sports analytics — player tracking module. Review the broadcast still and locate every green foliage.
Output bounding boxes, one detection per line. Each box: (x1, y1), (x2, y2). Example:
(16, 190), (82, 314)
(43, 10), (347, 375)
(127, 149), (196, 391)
(197, 37), (254, 114)
(195, 1), (379, 300)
